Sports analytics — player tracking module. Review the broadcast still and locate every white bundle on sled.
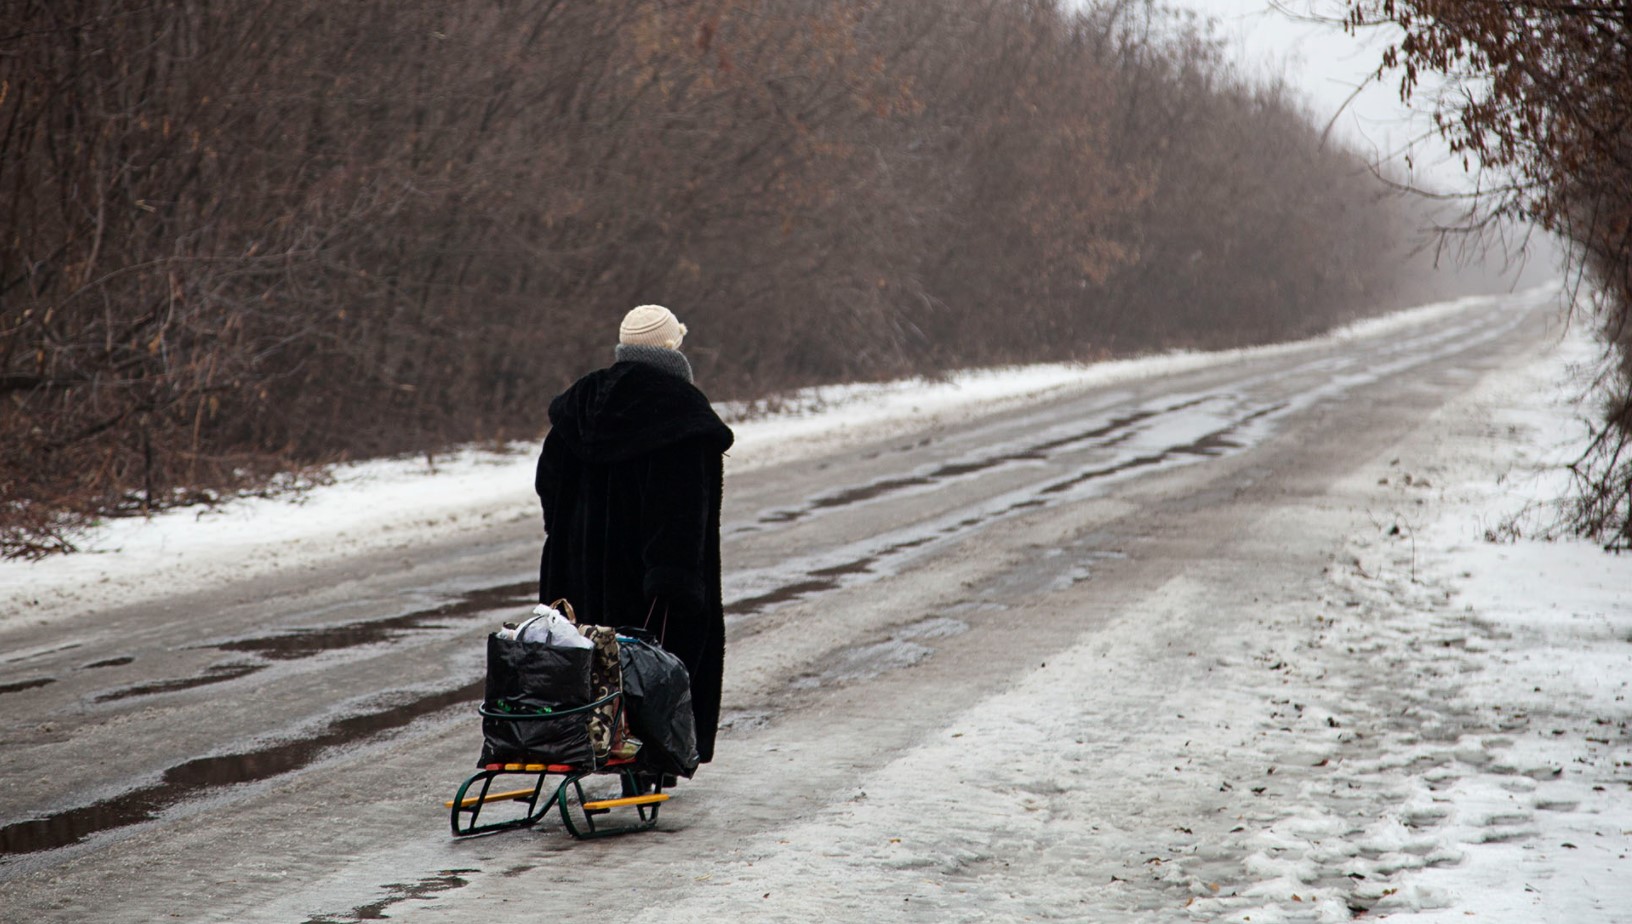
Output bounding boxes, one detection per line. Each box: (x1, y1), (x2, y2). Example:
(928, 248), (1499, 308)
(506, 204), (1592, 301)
(495, 603), (594, 649)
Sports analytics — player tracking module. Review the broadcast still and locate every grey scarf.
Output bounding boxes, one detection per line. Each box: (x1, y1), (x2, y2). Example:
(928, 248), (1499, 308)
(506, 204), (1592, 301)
(615, 343), (694, 384)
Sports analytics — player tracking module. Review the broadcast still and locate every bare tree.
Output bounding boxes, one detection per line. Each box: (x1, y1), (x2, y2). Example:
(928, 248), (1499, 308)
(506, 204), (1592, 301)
(0, 0), (1444, 557)
(1341, 0), (1632, 546)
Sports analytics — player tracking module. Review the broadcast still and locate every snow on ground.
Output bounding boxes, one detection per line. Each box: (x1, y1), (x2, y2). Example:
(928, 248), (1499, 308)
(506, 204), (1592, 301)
(3, 287), (1626, 919)
(0, 293), (1504, 630)
(1310, 326), (1632, 922)
(1181, 320), (1632, 923)
(609, 310), (1629, 924)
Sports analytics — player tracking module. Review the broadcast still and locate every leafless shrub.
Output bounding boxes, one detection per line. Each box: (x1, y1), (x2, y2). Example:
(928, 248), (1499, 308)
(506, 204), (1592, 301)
(1, 0), (1439, 556)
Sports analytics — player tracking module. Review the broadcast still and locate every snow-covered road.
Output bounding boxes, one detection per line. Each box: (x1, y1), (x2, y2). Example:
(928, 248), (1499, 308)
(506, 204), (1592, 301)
(2, 285), (1627, 923)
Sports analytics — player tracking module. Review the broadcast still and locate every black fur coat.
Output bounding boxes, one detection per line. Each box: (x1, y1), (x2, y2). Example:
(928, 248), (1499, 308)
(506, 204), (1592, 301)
(536, 360), (734, 762)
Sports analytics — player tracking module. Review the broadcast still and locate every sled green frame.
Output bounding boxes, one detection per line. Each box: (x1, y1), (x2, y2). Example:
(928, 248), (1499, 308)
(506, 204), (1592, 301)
(447, 692), (668, 839)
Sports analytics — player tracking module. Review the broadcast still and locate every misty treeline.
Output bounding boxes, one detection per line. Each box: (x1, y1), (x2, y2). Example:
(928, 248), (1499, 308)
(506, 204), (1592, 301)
(2, 0), (1432, 557)
(1344, 0), (1632, 547)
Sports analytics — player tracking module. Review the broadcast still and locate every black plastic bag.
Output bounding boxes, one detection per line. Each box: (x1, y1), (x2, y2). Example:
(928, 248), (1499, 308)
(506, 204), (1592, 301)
(477, 633), (594, 768)
(616, 628), (699, 778)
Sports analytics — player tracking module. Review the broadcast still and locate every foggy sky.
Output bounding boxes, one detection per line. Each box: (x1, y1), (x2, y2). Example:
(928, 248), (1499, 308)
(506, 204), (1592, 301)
(1174, 0), (1469, 193)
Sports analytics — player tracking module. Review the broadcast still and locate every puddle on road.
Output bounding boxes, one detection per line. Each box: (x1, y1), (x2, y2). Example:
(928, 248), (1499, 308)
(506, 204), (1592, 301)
(728, 399), (1286, 621)
(0, 677), (55, 696)
(93, 663), (267, 703)
(0, 641), (82, 666)
(302, 868), (478, 924)
(209, 580), (536, 660)
(1039, 451), (1170, 496)
(52, 580), (528, 713)
(0, 680), (483, 856)
(1039, 403), (1283, 497)
(82, 581), (532, 707)
(730, 538), (933, 617)
(1178, 431), (1244, 457)
(747, 408), (1167, 529)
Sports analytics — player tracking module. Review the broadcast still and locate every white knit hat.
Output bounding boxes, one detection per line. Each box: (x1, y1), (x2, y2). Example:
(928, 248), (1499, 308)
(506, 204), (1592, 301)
(618, 304), (687, 350)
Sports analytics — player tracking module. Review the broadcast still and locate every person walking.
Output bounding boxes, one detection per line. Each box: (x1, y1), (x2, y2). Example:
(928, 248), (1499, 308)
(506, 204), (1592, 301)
(535, 305), (734, 767)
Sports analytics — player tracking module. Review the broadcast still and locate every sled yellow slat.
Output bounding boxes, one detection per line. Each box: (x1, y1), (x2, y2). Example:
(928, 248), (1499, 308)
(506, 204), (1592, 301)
(580, 793), (671, 811)
(444, 787), (541, 809)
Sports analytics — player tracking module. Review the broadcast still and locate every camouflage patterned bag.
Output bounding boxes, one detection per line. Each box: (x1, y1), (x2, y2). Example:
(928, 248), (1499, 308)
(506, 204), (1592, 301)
(554, 600), (639, 761)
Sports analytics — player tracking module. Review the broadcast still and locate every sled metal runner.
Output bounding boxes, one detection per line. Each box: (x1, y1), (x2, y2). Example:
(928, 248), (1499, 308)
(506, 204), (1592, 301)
(448, 692), (668, 839)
